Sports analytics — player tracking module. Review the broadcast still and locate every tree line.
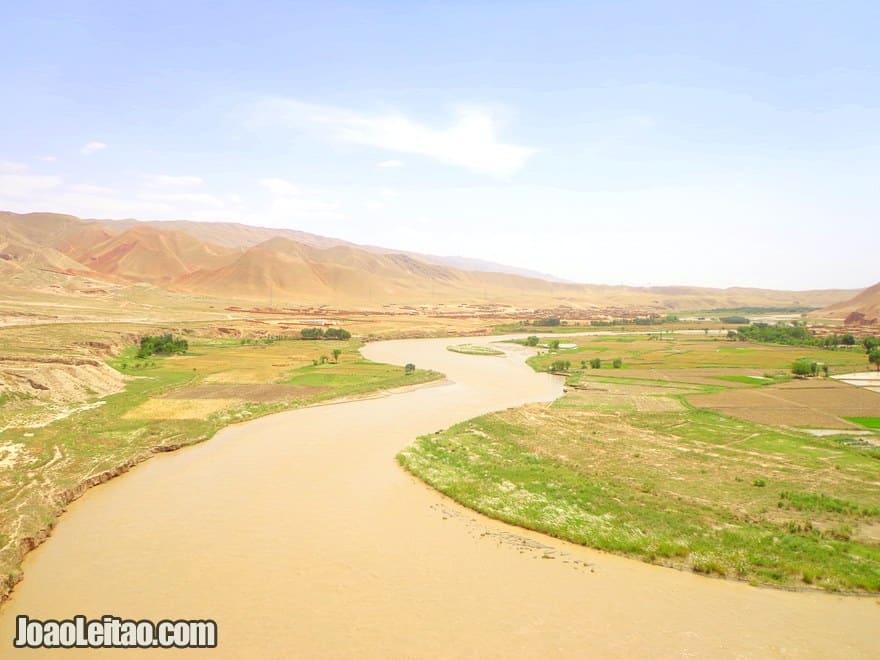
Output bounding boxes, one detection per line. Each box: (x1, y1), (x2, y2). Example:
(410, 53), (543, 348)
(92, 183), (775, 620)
(300, 327), (352, 340)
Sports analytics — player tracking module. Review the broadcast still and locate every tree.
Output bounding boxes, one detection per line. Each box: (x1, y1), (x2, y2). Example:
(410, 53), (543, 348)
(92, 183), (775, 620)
(590, 358), (601, 369)
(726, 329), (738, 341)
(404, 363), (416, 375)
(821, 363), (829, 377)
(869, 348), (880, 372)
(791, 358), (814, 377)
(547, 339), (560, 349)
(863, 337), (879, 354)
(332, 349), (342, 363)
(320, 355), (328, 364)
(325, 327), (352, 340)
(612, 358), (623, 368)
(137, 334), (188, 359)
(301, 327), (324, 339)
(525, 336), (539, 347)
(550, 360), (570, 372)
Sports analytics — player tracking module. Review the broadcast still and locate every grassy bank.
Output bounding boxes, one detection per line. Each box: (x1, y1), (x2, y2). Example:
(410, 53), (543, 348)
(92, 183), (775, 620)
(447, 344), (504, 356)
(0, 333), (440, 599)
(398, 334), (880, 592)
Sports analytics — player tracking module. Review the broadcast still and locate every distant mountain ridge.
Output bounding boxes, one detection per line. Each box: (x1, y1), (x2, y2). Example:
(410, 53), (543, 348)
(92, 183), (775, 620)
(101, 218), (569, 282)
(0, 211), (861, 310)
(814, 282), (880, 323)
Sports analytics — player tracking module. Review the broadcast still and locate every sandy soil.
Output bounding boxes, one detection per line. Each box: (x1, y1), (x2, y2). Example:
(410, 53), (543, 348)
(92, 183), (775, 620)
(0, 336), (877, 658)
(689, 378), (880, 428)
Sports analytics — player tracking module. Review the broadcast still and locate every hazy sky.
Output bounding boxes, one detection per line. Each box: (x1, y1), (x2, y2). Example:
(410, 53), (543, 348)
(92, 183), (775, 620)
(1, 1), (877, 289)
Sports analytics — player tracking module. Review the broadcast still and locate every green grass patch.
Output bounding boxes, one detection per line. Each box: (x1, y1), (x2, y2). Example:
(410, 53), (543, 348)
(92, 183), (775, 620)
(845, 417), (880, 430)
(398, 400), (880, 592)
(711, 375), (769, 385)
(447, 344), (504, 356)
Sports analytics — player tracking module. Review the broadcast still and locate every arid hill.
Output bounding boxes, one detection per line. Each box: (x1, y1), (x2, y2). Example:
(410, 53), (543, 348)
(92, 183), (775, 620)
(0, 211), (861, 310)
(814, 282), (880, 324)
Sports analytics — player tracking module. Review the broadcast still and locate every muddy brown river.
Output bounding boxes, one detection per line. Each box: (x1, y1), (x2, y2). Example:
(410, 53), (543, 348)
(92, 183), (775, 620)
(0, 336), (877, 658)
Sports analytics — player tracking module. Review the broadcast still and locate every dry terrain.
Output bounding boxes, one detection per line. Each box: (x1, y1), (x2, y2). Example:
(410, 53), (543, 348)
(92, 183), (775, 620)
(1, 210), (859, 309)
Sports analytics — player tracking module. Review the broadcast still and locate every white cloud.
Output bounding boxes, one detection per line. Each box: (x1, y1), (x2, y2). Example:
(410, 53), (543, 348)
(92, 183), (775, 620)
(0, 161), (29, 173)
(253, 100), (534, 177)
(258, 177), (341, 220)
(364, 201), (385, 211)
(67, 183), (114, 195)
(269, 196), (340, 217)
(42, 155), (57, 162)
(144, 174), (204, 188)
(81, 141), (107, 156)
(377, 159), (404, 168)
(377, 187), (399, 199)
(138, 192), (225, 208)
(0, 173), (63, 197)
(259, 177), (301, 196)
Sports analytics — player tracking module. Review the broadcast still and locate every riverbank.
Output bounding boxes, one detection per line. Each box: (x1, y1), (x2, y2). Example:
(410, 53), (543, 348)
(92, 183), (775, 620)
(0, 333), (441, 603)
(398, 332), (880, 593)
(1, 334), (878, 657)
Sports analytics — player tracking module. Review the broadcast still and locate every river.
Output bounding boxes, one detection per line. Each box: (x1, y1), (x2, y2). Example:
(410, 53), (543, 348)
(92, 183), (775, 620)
(0, 335), (876, 658)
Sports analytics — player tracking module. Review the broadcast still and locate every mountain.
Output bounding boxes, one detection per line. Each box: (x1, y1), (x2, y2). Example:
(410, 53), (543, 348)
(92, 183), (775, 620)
(0, 211), (861, 310)
(75, 225), (239, 283)
(92, 218), (567, 281)
(815, 282), (880, 324)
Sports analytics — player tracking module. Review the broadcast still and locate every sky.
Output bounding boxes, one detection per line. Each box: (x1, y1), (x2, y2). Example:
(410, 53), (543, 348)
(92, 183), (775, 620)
(1, 1), (878, 290)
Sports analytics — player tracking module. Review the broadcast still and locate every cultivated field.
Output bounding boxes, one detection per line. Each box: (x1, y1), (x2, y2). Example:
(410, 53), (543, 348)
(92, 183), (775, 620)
(400, 332), (880, 591)
(0, 314), (453, 601)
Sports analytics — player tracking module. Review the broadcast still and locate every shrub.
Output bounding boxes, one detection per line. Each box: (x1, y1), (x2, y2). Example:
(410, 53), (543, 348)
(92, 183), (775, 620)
(590, 358), (601, 369)
(612, 358), (623, 368)
(404, 363), (416, 375)
(791, 358), (815, 376)
(136, 334), (188, 359)
(324, 327), (351, 340)
(525, 336), (539, 346)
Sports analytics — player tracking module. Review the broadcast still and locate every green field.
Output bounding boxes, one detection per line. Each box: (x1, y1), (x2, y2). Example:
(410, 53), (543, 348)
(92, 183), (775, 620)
(0, 332), (440, 598)
(399, 333), (880, 592)
(846, 417), (880, 430)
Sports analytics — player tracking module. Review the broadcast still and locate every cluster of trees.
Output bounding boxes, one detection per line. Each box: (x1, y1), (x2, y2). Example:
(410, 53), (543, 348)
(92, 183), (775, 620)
(550, 359), (570, 372)
(534, 317), (561, 327)
(312, 348), (345, 365)
(736, 324), (880, 354)
(300, 327), (352, 340)
(577, 358), (623, 369)
(870, 348), (880, 372)
(524, 336), (559, 348)
(719, 315), (750, 324)
(791, 359), (828, 377)
(136, 334), (188, 359)
(736, 324), (815, 346)
(819, 333), (857, 347)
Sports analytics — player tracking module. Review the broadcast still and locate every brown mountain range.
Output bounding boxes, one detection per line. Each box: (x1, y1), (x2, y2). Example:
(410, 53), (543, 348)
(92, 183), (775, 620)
(0, 210), (863, 310)
(814, 282), (880, 324)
